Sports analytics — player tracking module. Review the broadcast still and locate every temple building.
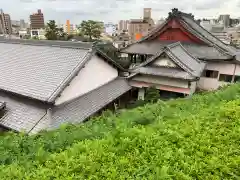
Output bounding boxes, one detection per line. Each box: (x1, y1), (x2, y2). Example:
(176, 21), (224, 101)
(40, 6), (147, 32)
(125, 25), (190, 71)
(121, 8), (240, 99)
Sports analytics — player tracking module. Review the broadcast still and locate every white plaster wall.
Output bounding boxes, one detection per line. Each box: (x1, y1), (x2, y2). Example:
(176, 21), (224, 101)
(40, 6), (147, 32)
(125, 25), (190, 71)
(205, 62), (236, 74)
(234, 64), (240, 76)
(138, 88), (145, 100)
(189, 81), (197, 95)
(132, 75), (189, 88)
(151, 57), (177, 68)
(55, 55), (118, 105)
(198, 77), (228, 90)
(197, 62), (238, 90)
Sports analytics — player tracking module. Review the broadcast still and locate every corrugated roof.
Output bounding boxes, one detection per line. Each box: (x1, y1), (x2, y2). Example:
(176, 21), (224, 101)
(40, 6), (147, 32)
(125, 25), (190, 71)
(0, 42), (92, 102)
(30, 78), (131, 133)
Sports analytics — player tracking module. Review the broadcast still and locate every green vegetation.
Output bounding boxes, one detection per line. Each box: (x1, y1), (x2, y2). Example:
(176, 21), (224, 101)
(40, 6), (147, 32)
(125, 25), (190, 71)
(45, 20), (72, 41)
(78, 20), (103, 41)
(145, 86), (161, 103)
(96, 43), (131, 69)
(1, 84), (240, 179)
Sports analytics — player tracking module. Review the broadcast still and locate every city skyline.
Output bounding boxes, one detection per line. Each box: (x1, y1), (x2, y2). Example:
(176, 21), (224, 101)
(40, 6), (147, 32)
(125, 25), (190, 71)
(2, 0), (240, 24)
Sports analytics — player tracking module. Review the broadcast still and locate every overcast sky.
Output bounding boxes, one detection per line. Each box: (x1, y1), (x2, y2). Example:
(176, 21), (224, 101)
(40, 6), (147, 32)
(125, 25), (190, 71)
(1, 0), (240, 24)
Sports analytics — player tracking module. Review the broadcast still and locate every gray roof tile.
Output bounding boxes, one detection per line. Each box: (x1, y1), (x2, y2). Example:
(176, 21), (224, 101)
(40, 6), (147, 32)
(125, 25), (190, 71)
(180, 16), (237, 54)
(130, 42), (206, 79)
(121, 40), (168, 55)
(121, 41), (232, 60)
(182, 43), (232, 60)
(166, 43), (206, 77)
(0, 92), (46, 132)
(0, 42), (91, 102)
(31, 78), (132, 133)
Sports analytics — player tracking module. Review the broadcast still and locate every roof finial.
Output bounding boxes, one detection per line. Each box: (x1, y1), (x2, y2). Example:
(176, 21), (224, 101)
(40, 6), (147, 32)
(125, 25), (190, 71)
(168, 8), (194, 19)
(168, 8), (180, 19)
(172, 8), (179, 14)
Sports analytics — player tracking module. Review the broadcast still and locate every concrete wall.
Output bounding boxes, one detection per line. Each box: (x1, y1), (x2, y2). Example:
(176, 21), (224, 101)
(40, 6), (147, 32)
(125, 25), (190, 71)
(55, 56), (118, 105)
(197, 62), (240, 90)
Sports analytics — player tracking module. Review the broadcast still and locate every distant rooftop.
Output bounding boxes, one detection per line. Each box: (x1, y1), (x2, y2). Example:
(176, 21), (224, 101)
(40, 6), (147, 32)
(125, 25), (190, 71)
(0, 39), (94, 49)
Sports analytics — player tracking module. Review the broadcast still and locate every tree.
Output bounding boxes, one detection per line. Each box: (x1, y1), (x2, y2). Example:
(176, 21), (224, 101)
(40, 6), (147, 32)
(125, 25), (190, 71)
(45, 20), (59, 40)
(145, 86), (160, 103)
(78, 20), (103, 41)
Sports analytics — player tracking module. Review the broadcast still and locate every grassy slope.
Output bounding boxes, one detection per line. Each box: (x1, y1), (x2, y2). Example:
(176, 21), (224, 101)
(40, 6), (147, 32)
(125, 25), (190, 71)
(1, 84), (240, 179)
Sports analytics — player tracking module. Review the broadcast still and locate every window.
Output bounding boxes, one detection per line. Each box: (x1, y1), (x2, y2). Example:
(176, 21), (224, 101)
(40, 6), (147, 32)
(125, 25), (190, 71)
(234, 75), (240, 82)
(202, 70), (219, 78)
(219, 74), (233, 82)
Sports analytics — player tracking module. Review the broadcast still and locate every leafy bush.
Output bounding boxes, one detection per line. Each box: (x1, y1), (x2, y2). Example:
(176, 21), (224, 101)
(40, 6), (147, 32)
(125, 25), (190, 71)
(145, 86), (160, 102)
(1, 84), (240, 179)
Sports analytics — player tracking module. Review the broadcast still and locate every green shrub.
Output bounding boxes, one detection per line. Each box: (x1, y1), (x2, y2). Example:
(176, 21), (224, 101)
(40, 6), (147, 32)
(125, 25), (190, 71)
(1, 83), (240, 179)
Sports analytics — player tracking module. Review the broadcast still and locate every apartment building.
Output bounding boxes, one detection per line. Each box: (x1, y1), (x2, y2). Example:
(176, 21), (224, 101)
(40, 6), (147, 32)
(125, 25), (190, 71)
(30, 9), (45, 29)
(127, 8), (155, 42)
(0, 9), (12, 34)
(118, 20), (129, 33)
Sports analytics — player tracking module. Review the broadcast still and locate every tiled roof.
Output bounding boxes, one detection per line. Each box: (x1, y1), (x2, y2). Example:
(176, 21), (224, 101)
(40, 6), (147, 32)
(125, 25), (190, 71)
(30, 78), (131, 133)
(134, 67), (194, 80)
(0, 92), (46, 132)
(121, 40), (169, 55)
(121, 41), (232, 60)
(121, 9), (237, 58)
(0, 78), (131, 133)
(0, 41), (92, 102)
(129, 42), (206, 79)
(166, 43), (206, 77)
(182, 43), (233, 60)
(180, 16), (236, 54)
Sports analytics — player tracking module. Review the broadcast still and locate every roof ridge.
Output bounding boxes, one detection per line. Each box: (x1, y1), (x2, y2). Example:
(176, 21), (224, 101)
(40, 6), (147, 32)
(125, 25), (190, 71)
(179, 16), (236, 55)
(47, 49), (93, 103)
(165, 49), (194, 74)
